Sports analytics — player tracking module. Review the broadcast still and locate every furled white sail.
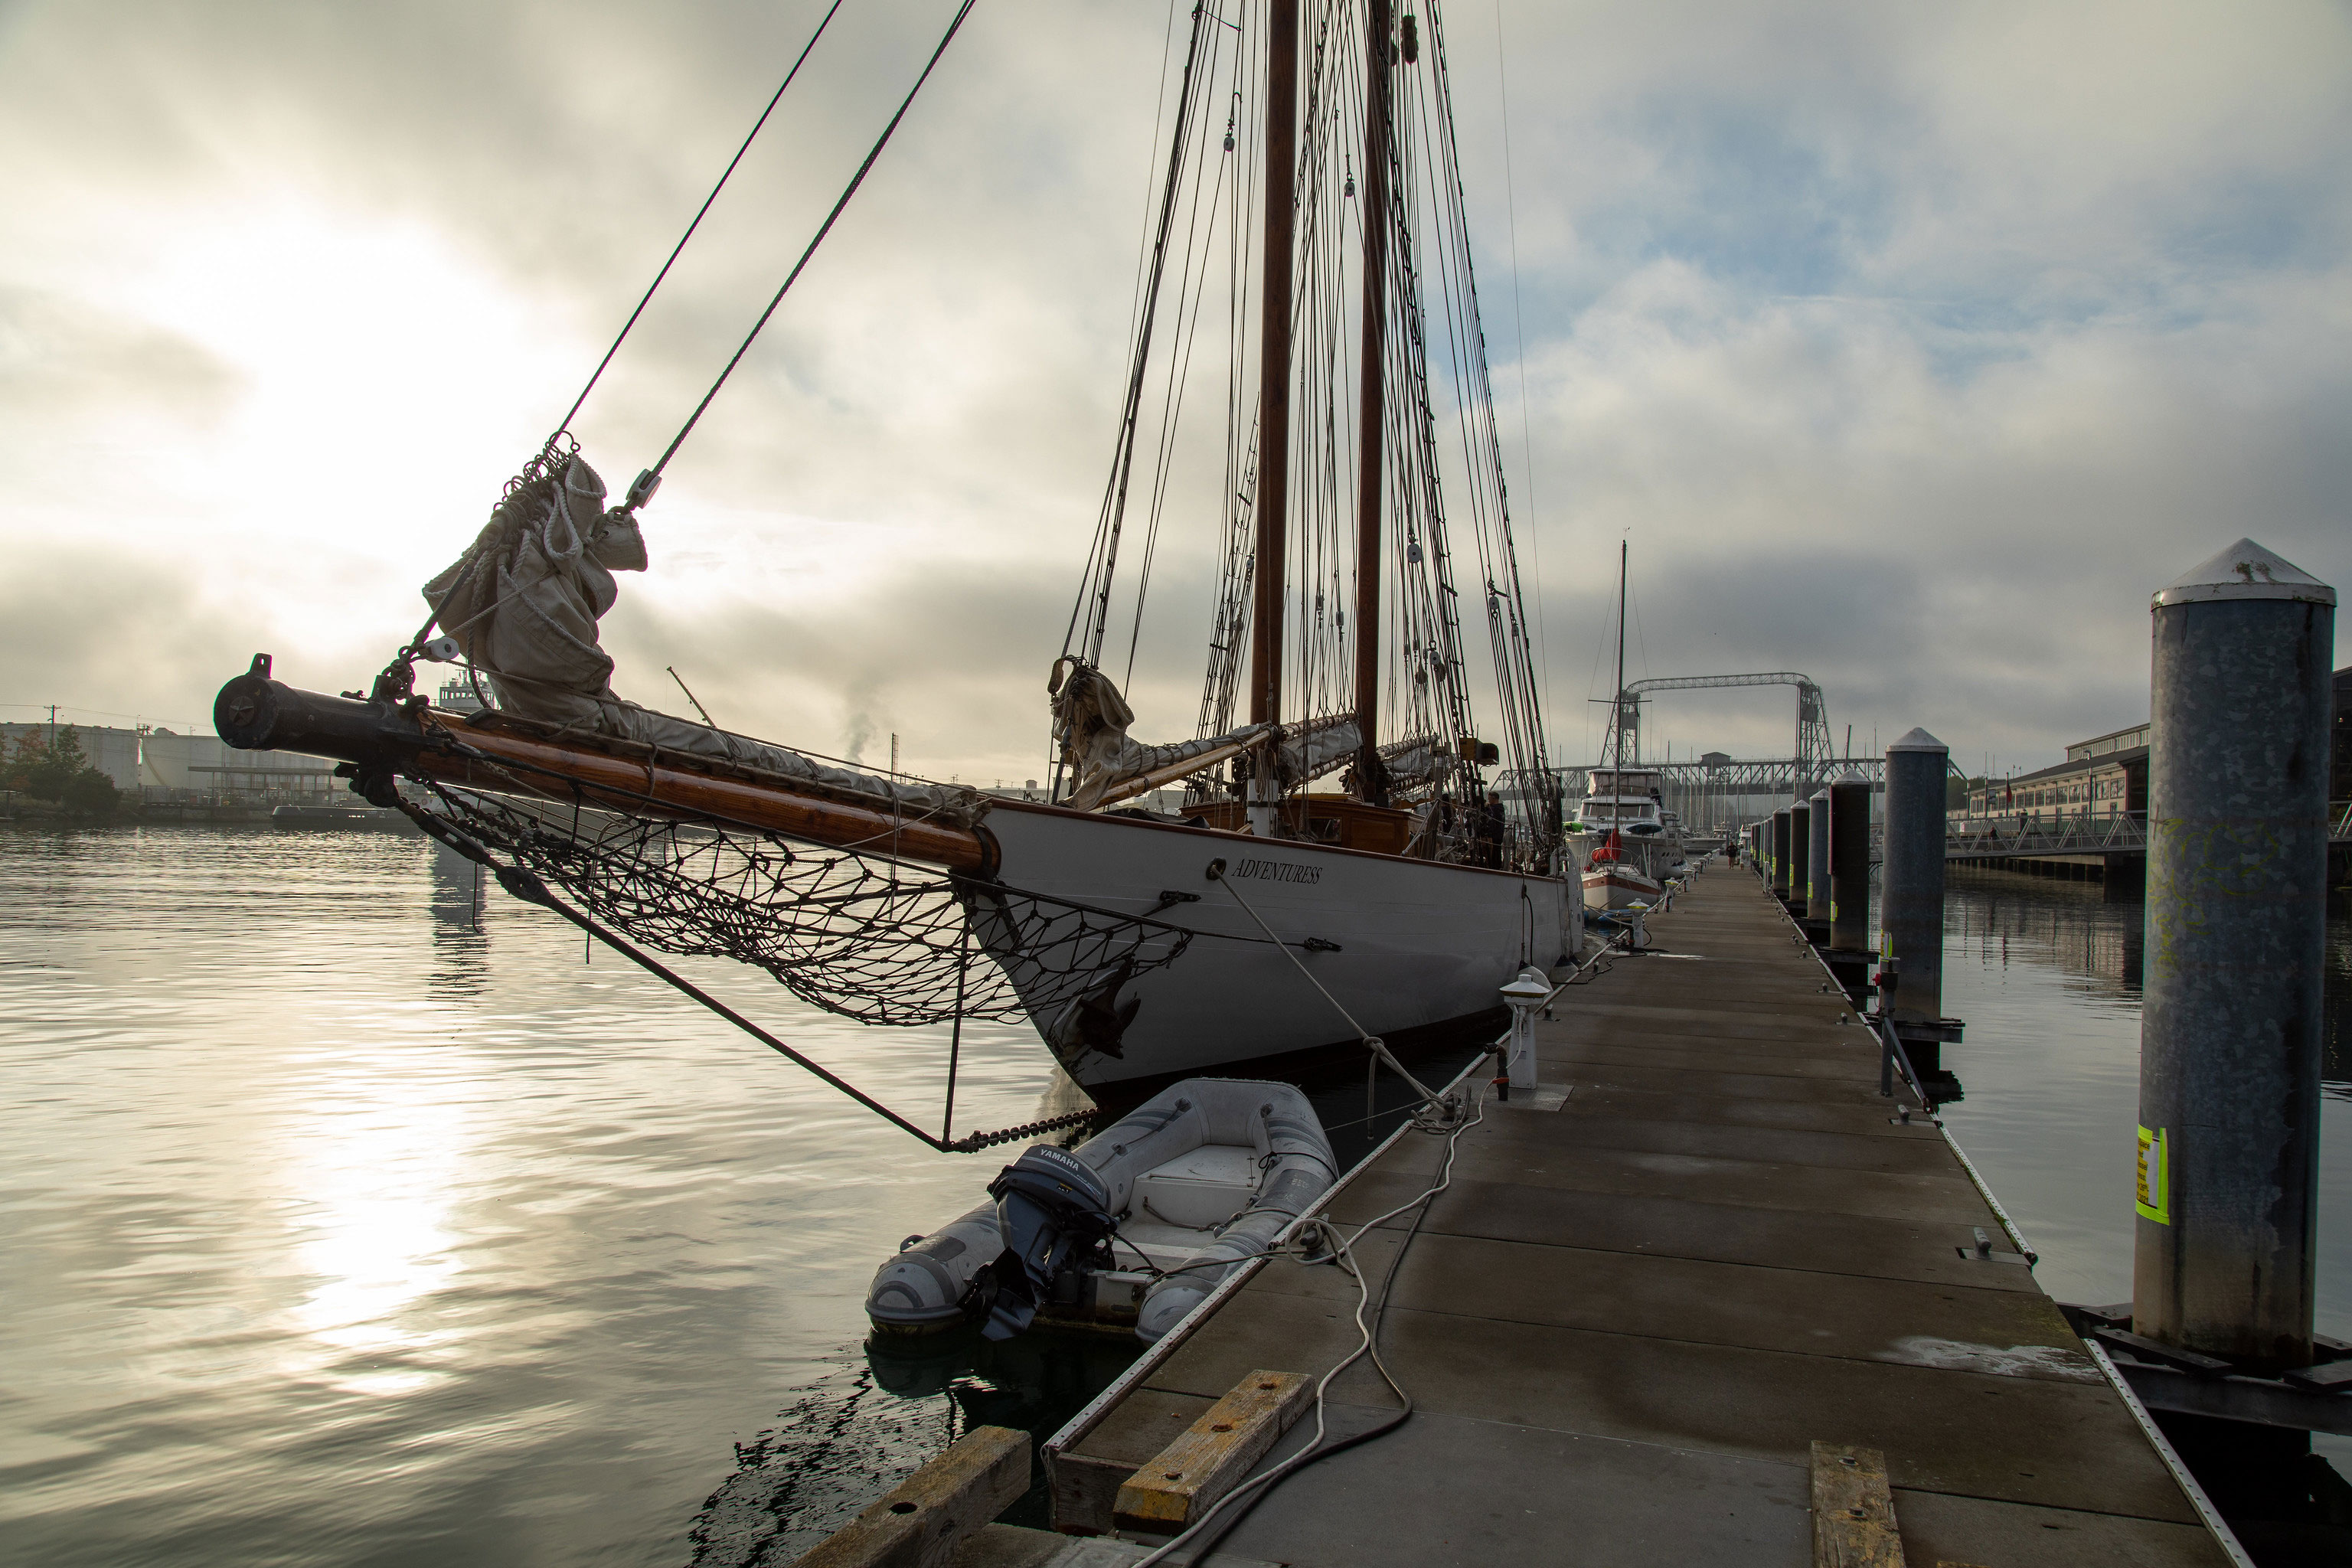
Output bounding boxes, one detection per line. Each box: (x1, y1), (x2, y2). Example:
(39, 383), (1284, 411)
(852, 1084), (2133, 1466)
(424, 454), (976, 825)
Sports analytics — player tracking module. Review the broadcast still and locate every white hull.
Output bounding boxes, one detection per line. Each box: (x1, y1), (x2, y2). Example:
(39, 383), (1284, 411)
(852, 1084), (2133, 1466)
(978, 802), (1572, 1089)
(1582, 863), (1662, 910)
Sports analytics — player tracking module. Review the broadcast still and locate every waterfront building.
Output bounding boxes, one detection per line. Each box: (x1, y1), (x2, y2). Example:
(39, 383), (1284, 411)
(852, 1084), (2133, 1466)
(0, 721), (335, 802)
(1958, 664), (2352, 831)
(1955, 723), (2147, 831)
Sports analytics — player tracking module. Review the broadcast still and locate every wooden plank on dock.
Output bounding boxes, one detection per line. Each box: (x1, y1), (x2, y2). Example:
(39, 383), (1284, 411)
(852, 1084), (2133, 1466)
(1045, 867), (2237, 1567)
(1112, 1370), (1312, 1534)
(1811, 1441), (1904, 1567)
(793, 1426), (1028, 1568)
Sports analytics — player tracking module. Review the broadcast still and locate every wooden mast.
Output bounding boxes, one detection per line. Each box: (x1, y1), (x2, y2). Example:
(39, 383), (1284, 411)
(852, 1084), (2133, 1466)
(1351, 0), (1393, 805)
(1247, 0), (1298, 734)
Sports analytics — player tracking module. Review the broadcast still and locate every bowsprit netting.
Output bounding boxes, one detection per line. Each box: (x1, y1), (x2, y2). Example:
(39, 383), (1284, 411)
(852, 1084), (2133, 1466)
(416, 782), (1192, 1028)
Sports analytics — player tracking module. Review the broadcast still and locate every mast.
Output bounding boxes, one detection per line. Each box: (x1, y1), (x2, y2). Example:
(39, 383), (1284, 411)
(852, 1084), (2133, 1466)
(1247, 0), (1298, 733)
(1610, 540), (1628, 775)
(1351, 0), (1393, 805)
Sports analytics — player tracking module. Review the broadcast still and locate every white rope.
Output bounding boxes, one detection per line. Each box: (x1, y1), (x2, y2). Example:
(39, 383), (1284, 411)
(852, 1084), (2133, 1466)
(1129, 1071), (1494, 1567)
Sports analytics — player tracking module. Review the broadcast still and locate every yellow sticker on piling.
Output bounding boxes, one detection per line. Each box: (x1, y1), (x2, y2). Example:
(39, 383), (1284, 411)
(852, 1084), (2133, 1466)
(2135, 1125), (2169, 1224)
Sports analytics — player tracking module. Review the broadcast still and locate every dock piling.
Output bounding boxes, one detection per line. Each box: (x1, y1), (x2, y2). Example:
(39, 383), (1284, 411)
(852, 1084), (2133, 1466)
(1879, 730), (1949, 1025)
(1805, 788), (1834, 929)
(2132, 538), (2334, 1373)
(1771, 807), (1793, 900)
(1787, 802), (1811, 916)
(1828, 775), (1871, 955)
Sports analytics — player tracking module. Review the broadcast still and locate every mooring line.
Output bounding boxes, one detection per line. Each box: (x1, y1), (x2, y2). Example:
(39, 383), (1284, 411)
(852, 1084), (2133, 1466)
(1207, 864), (1441, 1104)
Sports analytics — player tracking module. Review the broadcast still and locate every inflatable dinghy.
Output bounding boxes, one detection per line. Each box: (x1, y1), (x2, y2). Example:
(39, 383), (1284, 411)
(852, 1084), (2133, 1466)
(864, 1078), (1335, 1343)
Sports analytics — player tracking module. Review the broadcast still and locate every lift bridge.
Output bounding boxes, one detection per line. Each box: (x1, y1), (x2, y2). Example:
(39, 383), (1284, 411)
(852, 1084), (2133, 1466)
(1613, 672), (1836, 786)
(1528, 671), (1881, 833)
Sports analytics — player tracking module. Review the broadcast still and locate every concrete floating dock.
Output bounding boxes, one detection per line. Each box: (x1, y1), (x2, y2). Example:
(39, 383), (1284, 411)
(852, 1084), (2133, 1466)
(1043, 867), (2236, 1566)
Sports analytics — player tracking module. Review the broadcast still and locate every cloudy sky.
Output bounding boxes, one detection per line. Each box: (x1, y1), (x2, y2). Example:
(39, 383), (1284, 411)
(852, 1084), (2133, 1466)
(3, 0), (2346, 784)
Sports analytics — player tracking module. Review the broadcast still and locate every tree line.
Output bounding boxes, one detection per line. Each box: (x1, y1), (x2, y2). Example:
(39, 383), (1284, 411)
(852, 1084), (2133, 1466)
(2, 727), (122, 818)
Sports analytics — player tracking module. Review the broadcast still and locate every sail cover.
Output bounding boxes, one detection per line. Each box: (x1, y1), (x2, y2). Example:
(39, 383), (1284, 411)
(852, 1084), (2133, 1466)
(1377, 735), (1458, 797)
(1049, 658), (1359, 809)
(1279, 717), (1364, 787)
(424, 453), (976, 826)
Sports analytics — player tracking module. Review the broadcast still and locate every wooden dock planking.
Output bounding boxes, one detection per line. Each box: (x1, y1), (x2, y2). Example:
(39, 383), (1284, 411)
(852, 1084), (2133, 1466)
(1047, 867), (2233, 1566)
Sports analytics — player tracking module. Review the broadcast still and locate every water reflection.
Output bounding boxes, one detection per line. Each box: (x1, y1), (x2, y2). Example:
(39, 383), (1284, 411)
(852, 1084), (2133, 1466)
(281, 1053), (473, 1399)
(1945, 866), (2145, 1003)
(427, 840), (490, 1000)
(0, 826), (1108, 1568)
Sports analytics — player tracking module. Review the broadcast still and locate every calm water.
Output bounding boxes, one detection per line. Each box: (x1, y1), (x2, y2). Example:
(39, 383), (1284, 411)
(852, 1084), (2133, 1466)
(0, 826), (1465, 1566)
(1930, 865), (2352, 1472)
(4, 832), (2347, 1563)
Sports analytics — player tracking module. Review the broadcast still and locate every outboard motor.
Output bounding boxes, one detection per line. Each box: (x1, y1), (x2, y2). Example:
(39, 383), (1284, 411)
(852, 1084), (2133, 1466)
(981, 1144), (1115, 1340)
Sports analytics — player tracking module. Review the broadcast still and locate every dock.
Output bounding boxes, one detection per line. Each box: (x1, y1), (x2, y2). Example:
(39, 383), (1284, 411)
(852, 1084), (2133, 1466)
(1038, 864), (2236, 1566)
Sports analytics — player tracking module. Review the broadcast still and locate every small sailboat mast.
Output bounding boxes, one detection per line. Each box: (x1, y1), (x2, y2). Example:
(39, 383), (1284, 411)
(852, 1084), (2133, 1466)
(1611, 540), (1629, 773)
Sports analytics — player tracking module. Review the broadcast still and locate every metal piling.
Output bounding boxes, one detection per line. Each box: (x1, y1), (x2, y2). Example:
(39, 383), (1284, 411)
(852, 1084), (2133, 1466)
(1879, 729), (1949, 1025)
(1828, 775), (1872, 955)
(1770, 807), (1793, 900)
(2132, 538), (2334, 1373)
(1805, 787), (1834, 926)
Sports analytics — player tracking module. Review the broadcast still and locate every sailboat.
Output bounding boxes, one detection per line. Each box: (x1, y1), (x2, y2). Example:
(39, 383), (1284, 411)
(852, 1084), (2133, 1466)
(214, 1), (1574, 1096)
(1577, 543), (1671, 911)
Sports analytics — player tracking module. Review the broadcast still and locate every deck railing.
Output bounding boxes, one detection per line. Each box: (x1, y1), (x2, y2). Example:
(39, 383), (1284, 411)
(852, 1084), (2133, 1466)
(1944, 812), (2148, 859)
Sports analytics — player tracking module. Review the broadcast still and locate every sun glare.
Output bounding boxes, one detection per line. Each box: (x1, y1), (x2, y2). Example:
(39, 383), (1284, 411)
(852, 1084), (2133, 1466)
(89, 201), (577, 655)
(283, 1056), (473, 1397)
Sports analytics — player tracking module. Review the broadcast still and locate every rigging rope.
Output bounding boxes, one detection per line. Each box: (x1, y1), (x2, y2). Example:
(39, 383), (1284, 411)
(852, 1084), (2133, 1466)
(550, 0), (848, 443)
(646, 0), (981, 488)
(407, 797), (1099, 1152)
(1207, 860), (1439, 1102)
(408, 771), (1186, 1031)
